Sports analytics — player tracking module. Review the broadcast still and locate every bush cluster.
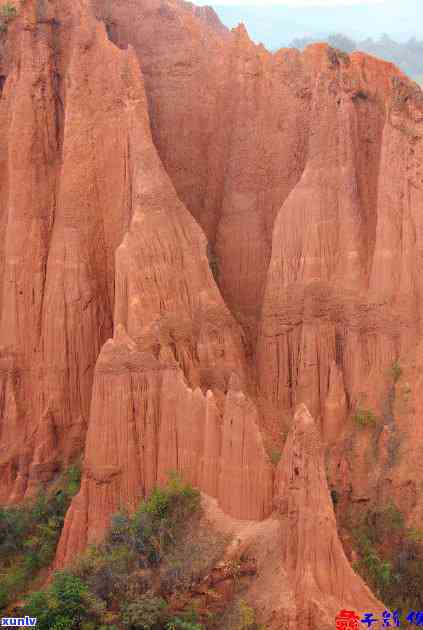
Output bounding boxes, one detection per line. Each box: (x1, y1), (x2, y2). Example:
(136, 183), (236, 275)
(290, 33), (423, 83)
(391, 360), (403, 383)
(217, 599), (263, 630)
(352, 407), (377, 427)
(20, 474), (229, 629)
(0, 2), (17, 33)
(0, 465), (81, 611)
(351, 503), (423, 612)
(269, 449), (282, 466)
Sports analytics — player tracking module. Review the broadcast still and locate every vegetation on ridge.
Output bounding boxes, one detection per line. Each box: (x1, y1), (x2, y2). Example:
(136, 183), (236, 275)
(269, 448), (282, 466)
(343, 502), (423, 615)
(8, 474), (260, 629)
(290, 33), (423, 83)
(0, 2), (18, 33)
(391, 360), (403, 383)
(0, 464), (82, 612)
(352, 407), (378, 428)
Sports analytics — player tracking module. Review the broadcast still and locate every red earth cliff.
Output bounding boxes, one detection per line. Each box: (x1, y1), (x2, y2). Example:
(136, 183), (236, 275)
(0, 0), (422, 626)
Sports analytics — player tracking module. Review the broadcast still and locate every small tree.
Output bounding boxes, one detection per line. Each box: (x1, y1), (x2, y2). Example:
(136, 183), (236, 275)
(121, 593), (168, 629)
(0, 2), (17, 32)
(22, 572), (93, 629)
(2, 3), (17, 19)
(353, 407), (377, 428)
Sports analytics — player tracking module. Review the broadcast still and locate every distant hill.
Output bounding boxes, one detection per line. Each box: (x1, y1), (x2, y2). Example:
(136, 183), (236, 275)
(213, 0), (421, 55)
(212, 0), (422, 81)
(290, 33), (423, 83)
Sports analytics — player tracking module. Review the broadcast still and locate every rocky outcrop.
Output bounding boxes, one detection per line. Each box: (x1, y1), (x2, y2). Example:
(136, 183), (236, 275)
(0, 0), (423, 621)
(273, 404), (384, 629)
(50, 3), (273, 562)
(0, 0), (138, 500)
(202, 405), (385, 630)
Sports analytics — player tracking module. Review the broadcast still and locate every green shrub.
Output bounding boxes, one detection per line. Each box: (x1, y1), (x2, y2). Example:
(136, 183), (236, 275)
(350, 504), (423, 611)
(0, 503), (29, 559)
(1, 2), (17, 20)
(158, 512), (228, 595)
(0, 463), (81, 611)
(22, 572), (94, 629)
(352, 527), (392, 597)
(131, 473), (201, 567)
(353, 407), (377, 427)
(382, 502), (405, 531)
(0, 2), (17, 32)
(14, 475), (235, 628)
(391, 360), (402, 383)
(121, 593), (168, 629)
(269, 449), (282, 466)
(0, 565), (27, 608)
(359, 502), (405, 546)
(206, 243), (219, 282)
(165, 607), (203, 629)
(331, 489), (339, 507)
(65, 465), (82, 496)
(165, 617), (203, 630)
(70, 473), (205, 613)
(218, 598), (263, 630)
(239, 600), (256, 628)
(70, 475), (206, 622)
(109, 510), (132, 545)
(407, 528), (423, 544)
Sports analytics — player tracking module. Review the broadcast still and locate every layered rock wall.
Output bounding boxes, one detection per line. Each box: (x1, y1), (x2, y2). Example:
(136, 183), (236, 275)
(274, 405), (384, 628)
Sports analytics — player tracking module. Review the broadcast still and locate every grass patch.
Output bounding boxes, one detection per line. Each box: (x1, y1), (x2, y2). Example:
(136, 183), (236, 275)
(269, 449), (282, 466)
(391, 360), (403, 383)
(0, 2), (17, 32)
(0, 464), (81, 612)
(206, 243), (219, 283)
(1, 2), (17, 20)
(217, 598), (264, 629)
(352, 407), (377, 428)
(408, 528), (423, 544)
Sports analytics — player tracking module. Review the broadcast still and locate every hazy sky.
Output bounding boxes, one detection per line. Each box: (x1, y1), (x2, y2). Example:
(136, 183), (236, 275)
(197, 0), (420, 43)
(198, 0), (385, 5)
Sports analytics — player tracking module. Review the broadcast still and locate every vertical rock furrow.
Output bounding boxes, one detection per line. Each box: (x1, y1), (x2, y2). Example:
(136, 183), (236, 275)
(274, 404), (384, 628)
